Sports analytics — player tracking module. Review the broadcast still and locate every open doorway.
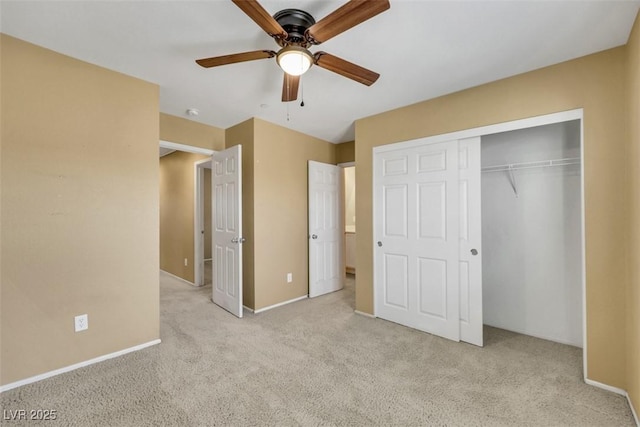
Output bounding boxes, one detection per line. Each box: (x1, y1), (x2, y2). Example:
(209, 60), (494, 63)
(194, 158), (212, 287)
(159, 140), (213, 286)
(341, 162), (356, 312)
(159, 140), (244, 318)
(342, 163), (356, 276)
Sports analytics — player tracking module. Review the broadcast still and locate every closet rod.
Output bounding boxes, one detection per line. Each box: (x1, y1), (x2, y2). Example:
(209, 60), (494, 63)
(481, 157), (580, 173)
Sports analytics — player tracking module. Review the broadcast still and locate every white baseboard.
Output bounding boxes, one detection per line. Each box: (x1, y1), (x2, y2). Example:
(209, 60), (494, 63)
(585, 379), (639, 426)
(585, 378), (626, 396)
(254, 295), (308, 314)
(160, 269), (196, 287)
(243, 305), (255, 313)
(354, 310), (375, 318)
(0, 339), (161, 393)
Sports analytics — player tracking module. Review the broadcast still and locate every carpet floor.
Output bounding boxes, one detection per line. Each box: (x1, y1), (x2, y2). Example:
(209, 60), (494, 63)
(1, 272), (635, 426)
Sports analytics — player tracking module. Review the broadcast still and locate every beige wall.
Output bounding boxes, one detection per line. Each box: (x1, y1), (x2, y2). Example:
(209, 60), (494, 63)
(159, 151), (210, 283)
(160, 113), (224, 150)
(336, 140), (355, 164)
(356, 47), (629, 388)
(253, 119), (335, 310)
(225, 119), (255, 309)
(626, 11), (640, 416)
(1, 35), (160, 385)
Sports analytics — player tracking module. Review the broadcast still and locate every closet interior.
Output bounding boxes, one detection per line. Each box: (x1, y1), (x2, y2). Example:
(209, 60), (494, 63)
(481, 120), (583, 347)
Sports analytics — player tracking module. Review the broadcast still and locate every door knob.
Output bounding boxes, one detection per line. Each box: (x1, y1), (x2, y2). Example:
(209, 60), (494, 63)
(377, 241), (382, 247)
(471, 249), (478, 256)
(311, 234), (318, 239)
(231, 237), (238, 243)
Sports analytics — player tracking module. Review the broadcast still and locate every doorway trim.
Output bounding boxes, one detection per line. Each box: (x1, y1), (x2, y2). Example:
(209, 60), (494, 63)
(160, 140), (214, 156)
(371, 108), (586, 378)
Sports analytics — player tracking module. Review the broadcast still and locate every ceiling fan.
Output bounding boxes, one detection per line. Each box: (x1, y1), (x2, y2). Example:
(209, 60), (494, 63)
(196, 0), (390, 102)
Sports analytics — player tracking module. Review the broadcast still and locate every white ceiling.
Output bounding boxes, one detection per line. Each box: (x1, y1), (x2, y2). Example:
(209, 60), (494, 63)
(2, 1), (638, 143)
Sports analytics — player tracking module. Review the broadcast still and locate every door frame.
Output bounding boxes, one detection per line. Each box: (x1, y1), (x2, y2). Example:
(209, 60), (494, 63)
(194, 157), (213, 287)
(371, 109), (586, 377)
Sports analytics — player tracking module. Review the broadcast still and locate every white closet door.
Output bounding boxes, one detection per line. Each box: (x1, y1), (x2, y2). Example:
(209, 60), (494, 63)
(459, 137), (483, 346)
(374, 140), (460, 341)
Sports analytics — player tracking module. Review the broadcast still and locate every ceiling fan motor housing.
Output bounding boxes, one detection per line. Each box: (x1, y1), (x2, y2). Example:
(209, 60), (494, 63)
(273, 9), (315, 46)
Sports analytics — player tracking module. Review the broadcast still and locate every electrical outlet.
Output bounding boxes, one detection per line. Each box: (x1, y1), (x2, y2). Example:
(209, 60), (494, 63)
(74, 314), (88, 332)
(184, 258), (188, 266)
(286, 273), (293, 283)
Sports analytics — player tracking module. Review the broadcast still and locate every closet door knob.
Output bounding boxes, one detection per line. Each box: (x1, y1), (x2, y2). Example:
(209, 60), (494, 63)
(377, 241), (383, 247)
(311, 234), (318, 239)
(470, 249), (478, 256)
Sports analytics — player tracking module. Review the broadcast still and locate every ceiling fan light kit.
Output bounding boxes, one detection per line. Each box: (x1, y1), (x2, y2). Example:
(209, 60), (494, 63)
(276, 46), (313, 76)
(197, 0), (390, 102)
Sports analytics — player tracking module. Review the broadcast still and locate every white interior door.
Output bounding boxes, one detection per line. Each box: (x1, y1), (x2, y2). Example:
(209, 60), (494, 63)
(459, 137), (483, 346)
(212, 145), (243, 318)
(374, 140), (461, 341)
(308, 161), (344, 298)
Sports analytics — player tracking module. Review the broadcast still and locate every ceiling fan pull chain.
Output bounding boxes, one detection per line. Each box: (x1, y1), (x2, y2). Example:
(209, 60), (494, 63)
(300, 79), (305, 107)
(286, 101), (290, 121)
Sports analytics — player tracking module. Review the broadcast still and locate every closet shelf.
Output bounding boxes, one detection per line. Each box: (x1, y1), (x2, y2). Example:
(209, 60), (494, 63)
(481, 157), (580, 198)
(481, 157), (581, 173)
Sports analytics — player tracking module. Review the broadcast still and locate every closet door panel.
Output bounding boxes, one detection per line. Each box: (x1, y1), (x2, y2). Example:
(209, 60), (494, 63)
(418, 257), (447, 319)
(383, 185), (408, 238)
(374, 140), (460, 342)
(418, 182), (447, 240)
(459, 137), (483, 347)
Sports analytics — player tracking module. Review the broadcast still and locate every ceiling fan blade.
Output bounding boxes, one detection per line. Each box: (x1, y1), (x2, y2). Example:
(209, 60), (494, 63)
(306, 0), (390, 44)
(314, 52), (380, 86)
(196, 50), (276, 68)
(232, 0), (288, 39)
(282, 73), (300, 102)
